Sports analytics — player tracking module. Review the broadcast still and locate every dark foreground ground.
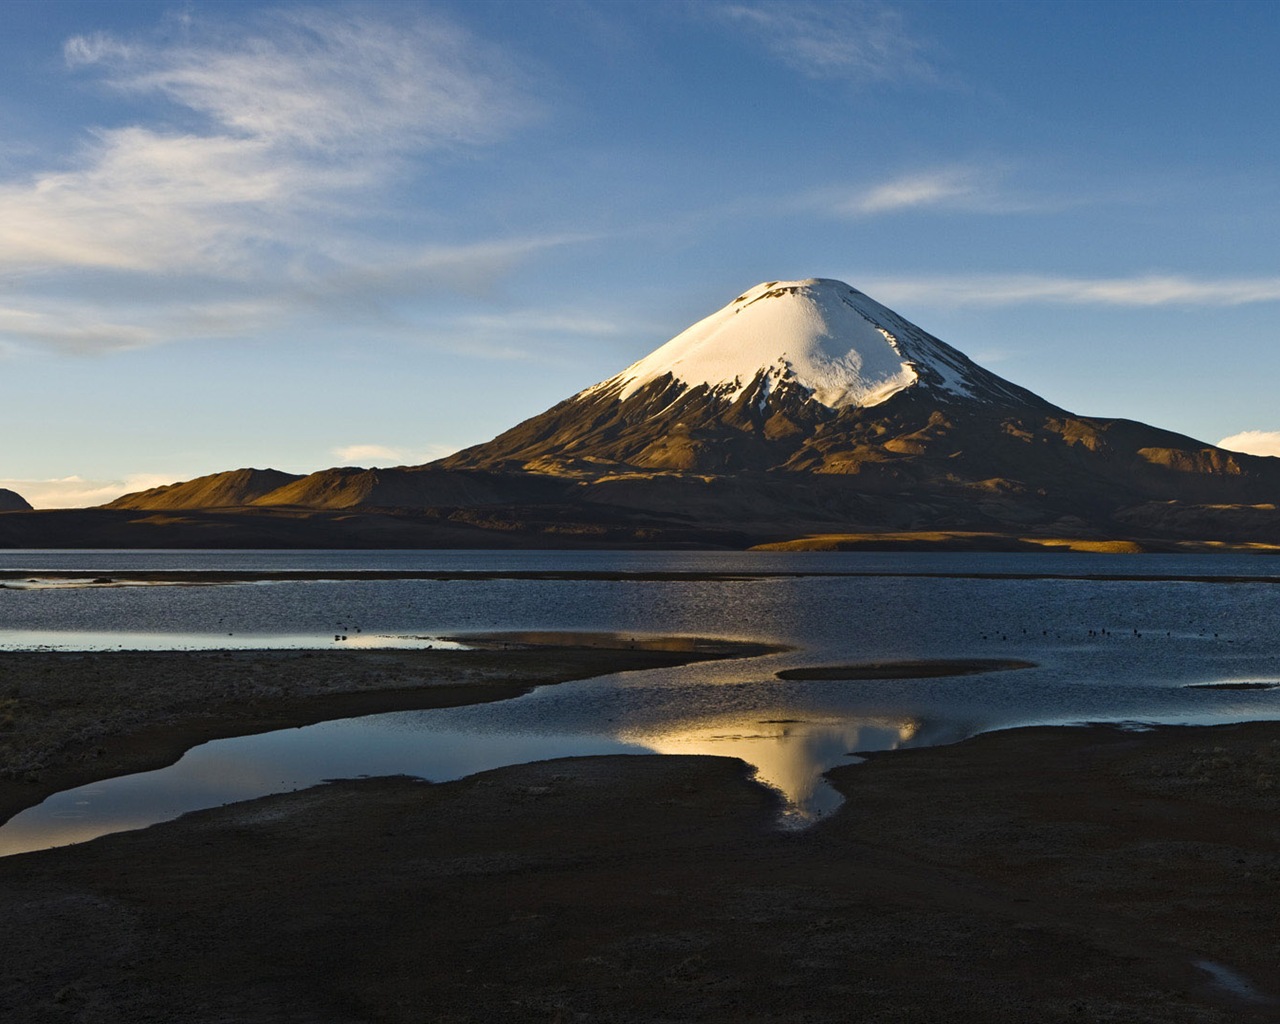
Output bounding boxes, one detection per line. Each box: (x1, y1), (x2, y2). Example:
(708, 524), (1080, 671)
(2, 646), (1279, 1022)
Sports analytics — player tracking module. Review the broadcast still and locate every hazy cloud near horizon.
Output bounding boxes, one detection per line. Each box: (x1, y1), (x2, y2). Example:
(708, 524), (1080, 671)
(0, 474), (177, 510)
(1216, 431), (1280, 459)
(3, 439), (465, 506)
(330, 444), (459, 466)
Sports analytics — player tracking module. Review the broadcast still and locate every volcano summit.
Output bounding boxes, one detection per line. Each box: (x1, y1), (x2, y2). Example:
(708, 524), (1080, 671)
(14, 277), (1280, 550)
(588, 278), (1027, 409)
(439, 277), (1050, 477)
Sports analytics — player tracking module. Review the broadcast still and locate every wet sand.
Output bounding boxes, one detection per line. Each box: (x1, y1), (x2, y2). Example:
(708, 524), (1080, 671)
(2, 645), (1279, 1021)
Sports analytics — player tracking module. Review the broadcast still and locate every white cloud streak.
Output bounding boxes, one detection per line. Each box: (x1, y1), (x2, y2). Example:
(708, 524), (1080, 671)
(1217, 431), (1280, 458)
(820, 166), (1034, 217)
(857, 273), (1280, 308)
(715, 1), (936, 84)
(849, 169), (978, 214)
(794, 165), (1065, 221)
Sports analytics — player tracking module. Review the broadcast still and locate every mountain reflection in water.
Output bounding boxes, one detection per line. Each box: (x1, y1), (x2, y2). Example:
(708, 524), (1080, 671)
(624, 715), (957, 823)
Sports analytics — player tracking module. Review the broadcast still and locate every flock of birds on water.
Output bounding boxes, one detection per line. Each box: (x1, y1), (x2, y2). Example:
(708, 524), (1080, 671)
(979, 626), (1223, 641)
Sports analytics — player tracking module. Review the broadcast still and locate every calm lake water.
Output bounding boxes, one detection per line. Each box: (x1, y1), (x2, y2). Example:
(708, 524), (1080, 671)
(3, 548), (1280, 854)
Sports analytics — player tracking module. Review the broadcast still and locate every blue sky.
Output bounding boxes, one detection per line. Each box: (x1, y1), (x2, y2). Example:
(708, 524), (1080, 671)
(4, 0), (1280, 506)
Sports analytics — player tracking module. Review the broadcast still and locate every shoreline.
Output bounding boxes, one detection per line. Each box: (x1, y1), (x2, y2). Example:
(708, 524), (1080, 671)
(0, 635), (779, 827)
(11, 566), (1280, 586)
(5, 513), (1280, 556)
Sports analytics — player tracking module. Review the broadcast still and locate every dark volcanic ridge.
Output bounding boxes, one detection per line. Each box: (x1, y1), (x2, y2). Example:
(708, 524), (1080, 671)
(10, 278), (1280, 548)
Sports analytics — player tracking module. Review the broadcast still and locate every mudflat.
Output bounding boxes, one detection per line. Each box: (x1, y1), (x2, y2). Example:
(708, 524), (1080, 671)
(0, 635), (776, 824)
(1, 645), (1278, 1022)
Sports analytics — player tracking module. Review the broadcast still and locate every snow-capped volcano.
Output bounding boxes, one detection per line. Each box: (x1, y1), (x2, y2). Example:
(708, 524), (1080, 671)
(581, 278), (1028, 411)
(438, 277), (1050, 476)
(103, 275), (1280, 551)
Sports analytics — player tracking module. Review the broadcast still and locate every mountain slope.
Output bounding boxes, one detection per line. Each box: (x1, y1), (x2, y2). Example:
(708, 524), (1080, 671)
(104, 469), (304, 510)
(252, 466), (569, 510)
(440, 279), (1052, 477)
(438, 278), (1275, 510)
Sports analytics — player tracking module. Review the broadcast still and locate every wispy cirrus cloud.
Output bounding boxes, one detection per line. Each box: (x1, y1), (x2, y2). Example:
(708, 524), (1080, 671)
(65, 8), (524, 153)
(846, 168), (980, 214)
(819, 166), (1039, 217)
(713, 1), (937, 85)
(788, 163), (1075, 221)
(453, 309), (625, 336)
(0, 7), (555, 355)
(0, 296), (282, 354)
(857, 273), (1280, 308)
(1217, 431), (1280, 458)
(7, 10), (533, 277)
(291, 235), (601, 309)
(0, 240), (602, 356)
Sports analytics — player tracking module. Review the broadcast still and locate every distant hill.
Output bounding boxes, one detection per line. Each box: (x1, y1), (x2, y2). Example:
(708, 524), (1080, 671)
(249, 467), (568, 510)
(0, 488), (32, 512)
(104, 469), (303, 510)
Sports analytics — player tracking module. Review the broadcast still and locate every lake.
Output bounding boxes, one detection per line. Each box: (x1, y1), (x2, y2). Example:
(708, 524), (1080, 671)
(3, 548), (1280, 854)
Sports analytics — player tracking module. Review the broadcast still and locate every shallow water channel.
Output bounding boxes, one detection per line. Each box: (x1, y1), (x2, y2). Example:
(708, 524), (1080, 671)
(3, 549), (1280, 855)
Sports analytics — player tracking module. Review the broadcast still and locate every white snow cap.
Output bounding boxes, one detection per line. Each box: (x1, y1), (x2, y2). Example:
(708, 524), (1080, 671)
(587, 278), (979, 410)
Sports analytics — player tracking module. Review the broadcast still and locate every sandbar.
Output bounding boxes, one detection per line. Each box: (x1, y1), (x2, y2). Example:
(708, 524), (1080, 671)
(777, 658), (1037, 680)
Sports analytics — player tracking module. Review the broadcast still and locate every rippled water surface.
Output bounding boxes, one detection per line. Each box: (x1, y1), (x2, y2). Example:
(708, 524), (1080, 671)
(3, 549), (1280, 854)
